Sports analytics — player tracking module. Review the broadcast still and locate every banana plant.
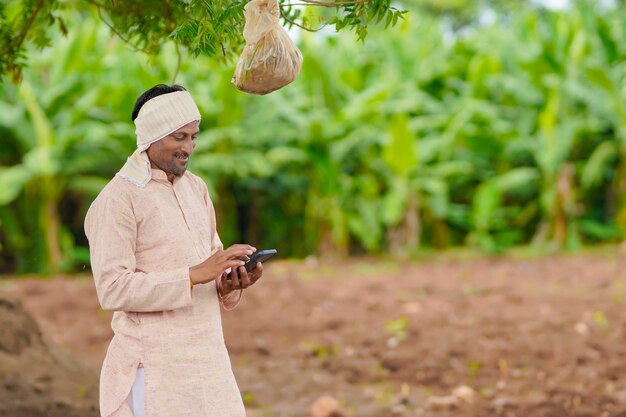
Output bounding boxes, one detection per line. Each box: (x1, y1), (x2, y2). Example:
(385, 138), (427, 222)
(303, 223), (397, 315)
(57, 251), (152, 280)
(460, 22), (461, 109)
(468, 167), (540, 252)
(0, 20), (140, 273)
(519, 3), (621, 248)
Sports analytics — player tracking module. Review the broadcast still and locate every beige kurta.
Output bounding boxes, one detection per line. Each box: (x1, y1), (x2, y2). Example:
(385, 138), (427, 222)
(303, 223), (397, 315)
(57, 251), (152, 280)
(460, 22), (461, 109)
(84, 168), (245, 417)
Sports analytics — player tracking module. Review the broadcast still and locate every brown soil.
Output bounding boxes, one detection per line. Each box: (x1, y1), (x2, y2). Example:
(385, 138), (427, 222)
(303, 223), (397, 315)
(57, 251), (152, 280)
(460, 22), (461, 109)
(2, 252), (626, 417)
(0, 298), (98, 417)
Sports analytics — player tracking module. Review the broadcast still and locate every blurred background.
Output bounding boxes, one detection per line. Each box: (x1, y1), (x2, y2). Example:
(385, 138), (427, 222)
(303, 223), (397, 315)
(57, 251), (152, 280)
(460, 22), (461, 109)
(2, 1), (626, 417)
(1, 0), (625, 274)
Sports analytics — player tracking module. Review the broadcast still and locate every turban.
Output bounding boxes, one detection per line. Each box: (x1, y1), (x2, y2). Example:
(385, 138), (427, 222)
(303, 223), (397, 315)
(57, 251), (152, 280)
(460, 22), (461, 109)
(117, 91), (201, 187)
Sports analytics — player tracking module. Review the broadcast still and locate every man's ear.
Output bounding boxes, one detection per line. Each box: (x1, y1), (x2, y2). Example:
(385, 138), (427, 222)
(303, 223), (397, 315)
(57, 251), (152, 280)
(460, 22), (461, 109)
(145, 141), (157, 155)
(145, 143), (158, 165)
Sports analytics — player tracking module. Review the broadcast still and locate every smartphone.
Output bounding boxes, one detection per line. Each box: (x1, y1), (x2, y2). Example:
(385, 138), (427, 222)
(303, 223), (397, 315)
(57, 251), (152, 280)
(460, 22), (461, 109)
(243, 249), (277, 271)
(227, 249), (277, 280)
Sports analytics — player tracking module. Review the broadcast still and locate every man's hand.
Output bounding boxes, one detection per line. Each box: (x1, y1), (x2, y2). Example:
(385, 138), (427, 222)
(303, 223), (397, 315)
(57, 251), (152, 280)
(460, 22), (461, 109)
(218, 262), (264, 296)
(189, 244), (256, 285)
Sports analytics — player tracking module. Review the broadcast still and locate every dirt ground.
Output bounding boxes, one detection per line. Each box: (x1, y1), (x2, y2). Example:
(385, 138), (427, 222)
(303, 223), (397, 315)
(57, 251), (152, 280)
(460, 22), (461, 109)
(3, 251), (626, 417)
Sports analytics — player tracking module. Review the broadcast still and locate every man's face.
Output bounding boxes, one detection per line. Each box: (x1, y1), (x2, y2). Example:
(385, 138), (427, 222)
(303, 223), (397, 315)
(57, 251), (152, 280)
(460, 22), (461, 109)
(147, 120), (199, 178)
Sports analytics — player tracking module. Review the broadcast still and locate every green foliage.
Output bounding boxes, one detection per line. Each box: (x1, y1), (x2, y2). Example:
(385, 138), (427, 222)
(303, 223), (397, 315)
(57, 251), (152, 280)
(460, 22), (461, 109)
(0, 19), (143, 272)
(0, 0), (406, 82)
(2, 1), (626, 273)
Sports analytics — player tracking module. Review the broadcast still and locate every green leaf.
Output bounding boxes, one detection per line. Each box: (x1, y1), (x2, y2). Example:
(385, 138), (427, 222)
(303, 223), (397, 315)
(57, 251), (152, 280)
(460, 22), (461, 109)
(579, 219), (619, 241)
(66, 175), (109, 197)
(472, 183), (501, 233)
(383, 114), (416, 177)
(581, 141), (618, 190)
(347, 199), (382, 251)
(586, 67), (614, 92)
(0, 165), (31, 205)
(382, 178), (408, 226)
(492, 167), (540, 194)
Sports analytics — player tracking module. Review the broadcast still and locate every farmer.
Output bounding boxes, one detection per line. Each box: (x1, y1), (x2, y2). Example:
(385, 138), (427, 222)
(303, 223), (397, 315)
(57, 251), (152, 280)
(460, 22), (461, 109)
(84, 84), (262, 417)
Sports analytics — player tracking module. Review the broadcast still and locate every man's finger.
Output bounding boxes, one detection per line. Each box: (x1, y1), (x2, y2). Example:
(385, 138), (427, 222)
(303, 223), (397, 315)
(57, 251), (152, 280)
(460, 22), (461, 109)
(225, 244), (256, 256)
(223, 250), (253, 262)
(250, 262), (263, 282)
(226, 259), (246, 270)
(239, 267), (252, 288)
(230, 266), (241, 289)
(219, 272), (229, 292)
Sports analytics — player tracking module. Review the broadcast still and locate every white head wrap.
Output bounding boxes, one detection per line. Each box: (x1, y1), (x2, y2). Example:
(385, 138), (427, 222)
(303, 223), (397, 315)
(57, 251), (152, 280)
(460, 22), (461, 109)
(116, 90), (201, 187)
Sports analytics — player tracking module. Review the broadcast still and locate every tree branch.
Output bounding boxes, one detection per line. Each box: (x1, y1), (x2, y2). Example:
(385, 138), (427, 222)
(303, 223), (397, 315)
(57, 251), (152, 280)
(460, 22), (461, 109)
(13, 0), (45, 52)
(279, 9), (326, 32)
(96, 6), (151, 54)
(280, 0), (369, 7)
(220, 38), (226, 57)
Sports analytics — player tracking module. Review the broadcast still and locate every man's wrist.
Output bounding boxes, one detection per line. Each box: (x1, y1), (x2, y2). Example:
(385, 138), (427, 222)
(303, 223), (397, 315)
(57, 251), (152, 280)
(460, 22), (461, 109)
(189, 268), (200, 286)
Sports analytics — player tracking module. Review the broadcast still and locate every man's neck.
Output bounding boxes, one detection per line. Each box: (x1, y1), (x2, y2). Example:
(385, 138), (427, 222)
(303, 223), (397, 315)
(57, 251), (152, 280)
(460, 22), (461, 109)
(148, 161), (177, 184)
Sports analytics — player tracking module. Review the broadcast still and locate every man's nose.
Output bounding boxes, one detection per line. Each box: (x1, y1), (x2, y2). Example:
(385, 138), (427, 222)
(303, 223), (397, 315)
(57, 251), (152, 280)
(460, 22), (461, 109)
(181, 137), (196, 154)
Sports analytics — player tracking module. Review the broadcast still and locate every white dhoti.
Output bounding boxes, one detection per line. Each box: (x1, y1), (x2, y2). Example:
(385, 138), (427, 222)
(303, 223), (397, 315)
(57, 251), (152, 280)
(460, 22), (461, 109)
(126, 367), (145, 417)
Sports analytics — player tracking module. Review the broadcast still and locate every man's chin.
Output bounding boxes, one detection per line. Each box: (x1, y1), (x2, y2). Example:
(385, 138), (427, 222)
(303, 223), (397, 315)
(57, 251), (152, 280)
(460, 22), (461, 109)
(169, 165), (188, 177)
(173, 161), (189, 175)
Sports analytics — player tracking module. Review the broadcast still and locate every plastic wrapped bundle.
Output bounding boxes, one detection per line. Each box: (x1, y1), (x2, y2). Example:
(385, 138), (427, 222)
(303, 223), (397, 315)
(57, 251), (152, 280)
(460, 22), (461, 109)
(232, 0), (303, 95)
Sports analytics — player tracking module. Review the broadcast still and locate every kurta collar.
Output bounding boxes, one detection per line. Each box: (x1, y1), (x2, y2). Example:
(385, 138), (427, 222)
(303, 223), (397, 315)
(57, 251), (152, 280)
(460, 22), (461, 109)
(150, 168), (184, 186)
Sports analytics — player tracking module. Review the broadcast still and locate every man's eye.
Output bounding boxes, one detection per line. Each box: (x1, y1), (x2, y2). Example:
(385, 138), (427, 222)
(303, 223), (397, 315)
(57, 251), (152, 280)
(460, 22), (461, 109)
(192, 136), (198, 141)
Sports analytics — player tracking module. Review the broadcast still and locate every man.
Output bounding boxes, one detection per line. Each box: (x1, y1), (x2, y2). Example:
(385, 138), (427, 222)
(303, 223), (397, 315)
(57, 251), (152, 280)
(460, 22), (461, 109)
(85, 84), (262, 417)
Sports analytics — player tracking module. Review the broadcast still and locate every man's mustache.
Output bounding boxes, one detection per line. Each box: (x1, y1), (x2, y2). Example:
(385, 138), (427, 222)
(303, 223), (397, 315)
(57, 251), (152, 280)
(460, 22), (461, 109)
(174, 151), (190, 158)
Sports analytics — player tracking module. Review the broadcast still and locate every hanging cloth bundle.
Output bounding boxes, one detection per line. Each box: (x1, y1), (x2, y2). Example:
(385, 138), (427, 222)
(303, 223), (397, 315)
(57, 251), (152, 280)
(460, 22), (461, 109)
(232, 0), (303, 95)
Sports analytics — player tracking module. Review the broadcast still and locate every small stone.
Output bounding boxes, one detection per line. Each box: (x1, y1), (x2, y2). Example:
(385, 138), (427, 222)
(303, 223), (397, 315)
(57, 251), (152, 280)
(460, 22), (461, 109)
(310, 395), (344, 417)
(402, 302), (422, 314)
(575, 322), (589, 335)
(387, 337), (400, 348)
(452, 385), (476, 404)
(492, 396), (516, 408)
(426, 395), (459, 409)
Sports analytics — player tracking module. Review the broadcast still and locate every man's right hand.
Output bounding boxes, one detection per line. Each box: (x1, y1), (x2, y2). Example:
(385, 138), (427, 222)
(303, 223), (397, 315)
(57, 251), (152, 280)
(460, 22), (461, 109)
(189, 244), (256, 285)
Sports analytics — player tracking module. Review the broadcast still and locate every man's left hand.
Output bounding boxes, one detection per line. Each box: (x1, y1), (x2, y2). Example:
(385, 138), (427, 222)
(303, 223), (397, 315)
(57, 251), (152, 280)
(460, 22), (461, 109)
(218, 262), (264, 295)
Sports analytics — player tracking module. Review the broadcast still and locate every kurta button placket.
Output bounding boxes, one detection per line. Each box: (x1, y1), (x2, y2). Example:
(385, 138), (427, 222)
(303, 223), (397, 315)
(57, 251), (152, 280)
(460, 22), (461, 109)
(173, 182), (205, 260)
